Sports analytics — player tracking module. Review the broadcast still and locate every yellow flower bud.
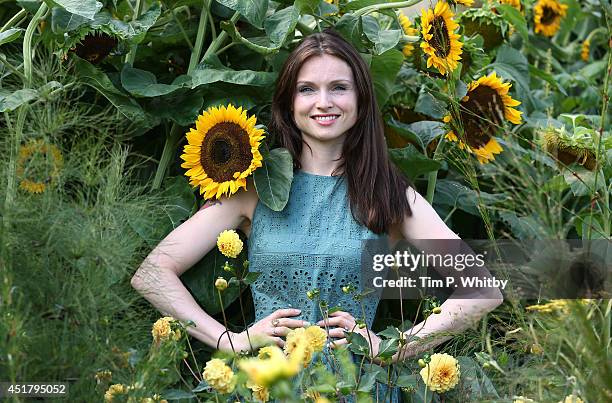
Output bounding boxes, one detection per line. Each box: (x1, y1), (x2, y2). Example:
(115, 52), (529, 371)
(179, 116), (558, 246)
(215, 277), (228, 291)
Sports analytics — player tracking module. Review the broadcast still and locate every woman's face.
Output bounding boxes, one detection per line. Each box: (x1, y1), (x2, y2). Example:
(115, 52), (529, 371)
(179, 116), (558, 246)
(292, 54), (358, 147)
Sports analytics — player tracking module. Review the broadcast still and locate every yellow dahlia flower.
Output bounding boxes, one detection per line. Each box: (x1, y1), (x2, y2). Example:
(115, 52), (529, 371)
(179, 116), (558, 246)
(151, 316), (176, 343)
(284, 328), (314, 368)
(398, 12), (419, 57)
(239, 345), (301, 387)
(558, 396), (583, 403)
(16, 139), (63, 194)
(202, 358), (236, 394)
(445, 71), (522, 164)
(217, 229), (243, 258)
(247, 379), (270, 402)
(305, 326), (327, 352)
(420, 1), (463, 75)
(104, 383), (127, 402)
(180, 104), (265, 200)
(526, 299), (570, 313)
(534, 0), (568, 37)
(420, 353), (461, 393)
(581, 39), (590, 62)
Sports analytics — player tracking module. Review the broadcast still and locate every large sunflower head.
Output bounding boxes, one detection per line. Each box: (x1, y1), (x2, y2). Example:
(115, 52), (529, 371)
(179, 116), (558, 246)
(398, 11), (419, 58)
(461, 5), (509, 51)
(420, 1), (463, 76)
(180, 104), (265, 199)
(539, 126), (598, 171)
(74, 32), (118, 64)
(16, 139), (63, 194)
(444, 72), (522, 163)
(533, 0), (568, 37)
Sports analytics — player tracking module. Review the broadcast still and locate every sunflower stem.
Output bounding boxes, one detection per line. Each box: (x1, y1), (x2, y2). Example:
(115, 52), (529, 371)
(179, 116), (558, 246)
(586, 27), (611, 240)
(353, 0), (423, 17)
(0, 2), (47, 288)
(188, 0), (210, 73)
(151, 123), (182, 190)
(125, 0), (145, 66)
(171, 8), (193, 50)
(0, 8), (26, 33)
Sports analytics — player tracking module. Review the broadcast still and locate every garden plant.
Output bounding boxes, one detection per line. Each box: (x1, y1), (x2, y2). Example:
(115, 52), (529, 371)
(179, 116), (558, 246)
(0, 0), (610, 402)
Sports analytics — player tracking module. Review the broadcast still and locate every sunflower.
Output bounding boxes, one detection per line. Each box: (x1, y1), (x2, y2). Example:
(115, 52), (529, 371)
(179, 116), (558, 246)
(398, 11), (419, 57)
(420, 1), (463, 76)
(445, 72), (522, 163)
(533, 0), (568, 37)
(580, 39), (590, 62)
(488, 0), (522, 12)
(16, 139), (63, 194)
(181, 104), (265, 199)
(539, 126), (598, 171)
(445, 0), (474, 7)
(74, 32), (118, 64)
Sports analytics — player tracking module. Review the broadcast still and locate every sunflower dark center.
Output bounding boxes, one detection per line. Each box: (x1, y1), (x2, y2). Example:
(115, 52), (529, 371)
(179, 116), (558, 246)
(431, 16), (451, 57)
(200, 122), (252, 182)
(74, 33), (118, 65)
(541, 6), (558, 25)
(459, 86), (505, 149)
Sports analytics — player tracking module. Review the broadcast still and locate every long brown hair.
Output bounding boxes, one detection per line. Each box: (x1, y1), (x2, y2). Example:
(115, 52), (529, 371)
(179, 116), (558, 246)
(270, 29), (412, 234)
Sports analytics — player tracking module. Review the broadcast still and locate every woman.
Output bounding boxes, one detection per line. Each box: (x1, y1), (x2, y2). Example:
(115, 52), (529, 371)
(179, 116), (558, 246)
(131, 29), (502, 399)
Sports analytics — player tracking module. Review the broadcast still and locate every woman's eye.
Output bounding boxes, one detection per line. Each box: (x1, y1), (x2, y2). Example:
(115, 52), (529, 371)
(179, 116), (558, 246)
(298, 87), (313, 93)
(333, 85), (346, 91)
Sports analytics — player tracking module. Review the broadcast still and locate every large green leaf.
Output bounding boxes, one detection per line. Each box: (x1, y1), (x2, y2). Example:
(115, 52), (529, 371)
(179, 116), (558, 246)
(370, 49), (403, 108)
(217, 0), (268, 29)
(127, 2), (162, 44)
(496, 4), (528, 42)
(386, 118), (444, 149)
(121, 65), (185, 98)
(362, 15), (401, 55)
(146, 88), (204, 126)
(294, 0), (319, 14)
(0, 89), (38, 112)
(414, 86), (446, 119)
(49, 0), (103, 20)
(434, 179), (502, 216)
(389, 144), (442, 180)
(253, 147), (293, 211)
(74, 58), (149, 123)
(0, 28), (23, 47)
(190, 66), (277, 88)
(264, 5), (298, 47)
(488, 45), (533, 109)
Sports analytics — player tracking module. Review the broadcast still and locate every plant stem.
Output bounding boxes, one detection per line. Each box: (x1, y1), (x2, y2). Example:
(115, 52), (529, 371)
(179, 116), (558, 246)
(0, 54), (26, 81)
(586, 31), (611, 240)
(125, 0), (145, 66)
(354, 0), (422, 17)
(151, 10), (240, 190)
(188, 1), (210, 73)
(0, 8), (26, 33)
(172, 8), (193, 50)
(217, 289), (236, 353)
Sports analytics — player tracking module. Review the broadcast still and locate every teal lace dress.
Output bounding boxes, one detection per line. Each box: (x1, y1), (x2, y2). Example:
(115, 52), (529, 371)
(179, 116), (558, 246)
(248, 170), (401, 402)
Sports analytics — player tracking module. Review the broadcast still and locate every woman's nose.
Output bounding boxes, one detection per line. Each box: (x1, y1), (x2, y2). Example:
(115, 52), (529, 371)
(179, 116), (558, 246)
(315, 91), (333, 109)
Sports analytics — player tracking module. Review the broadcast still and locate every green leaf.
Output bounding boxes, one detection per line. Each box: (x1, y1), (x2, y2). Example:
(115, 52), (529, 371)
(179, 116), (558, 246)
(497, 211), (545, 239)
(146, 88), (203, 126)
(414, 87), (446, 119)
(376, 338), (398, 359)
(495, 4), (528, 42)
(161, 176), (196, 229)
(378, 325), (401, 340)
(129, 2), (162, 44)
(191, 66), (277, 88)
(217, 0), (268, 29)
(488, 45), (532, 109)
(294, 0), (319, 14)
(347, 332), (370, 355)
(0, 28), (23, 47)
(362, 15), (401, 55)
(0, 89), (38, 112)
(74, 58), (148, 123)
(529, 64), (567, 96)
(370, 49), (403, 108)
(334, 14), (364, 51)
(243, 271), (261, 285)
(395, 374), (418, 388)
(563, 167), (606, 196)
(50, 7), (89, 33)
(50, 0), (103, 20)
(389, 144), (442, 180)
(162, 389), (197, 400)
(264, 5), (299, 47)
(253, 147), (293, 211)
(435, 179), (502, 216)
(457, 356), (499, 398)
(357, 371), (378, 392)
(121, 65), (183, 97)
(342, 0), (392, 11)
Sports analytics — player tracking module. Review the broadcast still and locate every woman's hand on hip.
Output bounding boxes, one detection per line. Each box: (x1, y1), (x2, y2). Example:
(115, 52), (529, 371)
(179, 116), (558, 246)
(219, 308), (309, 352)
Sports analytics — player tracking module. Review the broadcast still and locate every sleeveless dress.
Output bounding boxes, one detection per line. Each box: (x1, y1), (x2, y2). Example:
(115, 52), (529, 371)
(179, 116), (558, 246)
(248, 169), (401, 402)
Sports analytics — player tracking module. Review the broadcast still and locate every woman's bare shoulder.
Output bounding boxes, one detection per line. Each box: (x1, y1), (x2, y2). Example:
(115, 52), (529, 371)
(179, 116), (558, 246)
(197, 179), (259, 222)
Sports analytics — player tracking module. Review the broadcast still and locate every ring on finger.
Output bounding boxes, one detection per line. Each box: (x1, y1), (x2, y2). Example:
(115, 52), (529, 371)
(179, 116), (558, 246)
(271, 318), (280, 327)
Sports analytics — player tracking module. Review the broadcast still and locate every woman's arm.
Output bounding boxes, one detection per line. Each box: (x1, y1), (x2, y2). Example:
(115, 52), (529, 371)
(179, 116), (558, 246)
(130, 190), (253, 350)
(394, 187), (503, 361)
